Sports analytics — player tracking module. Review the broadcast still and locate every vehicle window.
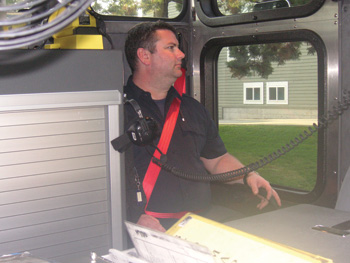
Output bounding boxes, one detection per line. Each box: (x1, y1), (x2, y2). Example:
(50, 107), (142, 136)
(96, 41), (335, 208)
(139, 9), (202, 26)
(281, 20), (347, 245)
(92, 0), (183, 18)
(217, 0), (312, 16)
(217, 41), (318, 191)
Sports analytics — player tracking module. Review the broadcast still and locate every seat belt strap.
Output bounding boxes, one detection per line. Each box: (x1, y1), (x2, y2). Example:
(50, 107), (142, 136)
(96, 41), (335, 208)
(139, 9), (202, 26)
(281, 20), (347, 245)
(143, 69), (189, 219)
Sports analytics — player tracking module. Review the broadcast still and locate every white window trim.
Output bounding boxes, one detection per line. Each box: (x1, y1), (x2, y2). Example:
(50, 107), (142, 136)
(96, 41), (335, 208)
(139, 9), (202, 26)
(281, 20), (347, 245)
(226, 47), (234, 62)
(243, 82), (264, 104)
(266, 81), (289, 105)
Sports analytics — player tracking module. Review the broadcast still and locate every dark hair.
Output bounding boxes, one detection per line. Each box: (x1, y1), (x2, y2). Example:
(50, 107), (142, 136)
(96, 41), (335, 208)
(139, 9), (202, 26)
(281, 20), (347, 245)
(125, 21), (177, 73)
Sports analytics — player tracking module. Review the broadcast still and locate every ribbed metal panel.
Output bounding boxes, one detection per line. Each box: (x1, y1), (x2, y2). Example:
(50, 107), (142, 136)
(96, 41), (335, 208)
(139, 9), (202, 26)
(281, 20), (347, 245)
(0, 106), (112, 262)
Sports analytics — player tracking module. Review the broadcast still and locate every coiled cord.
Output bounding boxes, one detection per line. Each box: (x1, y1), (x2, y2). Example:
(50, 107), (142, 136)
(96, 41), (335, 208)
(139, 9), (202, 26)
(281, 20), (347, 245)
(152, 90), (350, 182)
(0, 0), (94, 50)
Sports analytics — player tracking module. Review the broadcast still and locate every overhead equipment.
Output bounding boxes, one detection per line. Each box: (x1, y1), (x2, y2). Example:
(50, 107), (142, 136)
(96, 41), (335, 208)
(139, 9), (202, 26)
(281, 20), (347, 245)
(0, 0), (95, 50)
(45, 8), (103, 49)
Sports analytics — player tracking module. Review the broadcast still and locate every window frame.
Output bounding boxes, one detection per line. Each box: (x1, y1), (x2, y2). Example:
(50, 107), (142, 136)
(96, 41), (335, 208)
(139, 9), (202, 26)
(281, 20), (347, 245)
(92, 0), (188, 21)
(195, 0), (325, 27)
(201, 30), (326, 203)
(266, 81), (289, 105)
(243, 82), (264, 104)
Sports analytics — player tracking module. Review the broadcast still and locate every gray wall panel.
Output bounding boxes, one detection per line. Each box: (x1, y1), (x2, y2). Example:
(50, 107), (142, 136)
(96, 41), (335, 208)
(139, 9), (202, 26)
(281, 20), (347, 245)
(0, 190), (108, 219)
(0, 167), (106, 191)
(0, 202), (108, 231)
(0, 155), (107, 179)
(0, 50), (122, 95)
(1, 179), (108, 205)
(2, 213), (109, 243)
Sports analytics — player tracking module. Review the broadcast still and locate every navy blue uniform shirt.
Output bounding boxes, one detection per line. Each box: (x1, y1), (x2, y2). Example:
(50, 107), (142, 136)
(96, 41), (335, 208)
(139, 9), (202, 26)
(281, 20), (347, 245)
(124, 76), (227, 222)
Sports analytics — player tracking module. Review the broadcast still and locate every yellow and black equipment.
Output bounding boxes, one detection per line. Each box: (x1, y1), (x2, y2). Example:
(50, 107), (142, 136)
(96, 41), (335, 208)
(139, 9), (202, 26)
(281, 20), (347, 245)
(45, 8), (103, 50)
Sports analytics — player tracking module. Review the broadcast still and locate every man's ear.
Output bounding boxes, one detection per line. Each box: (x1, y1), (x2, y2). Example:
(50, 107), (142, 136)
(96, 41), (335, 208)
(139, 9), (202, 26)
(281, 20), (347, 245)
(137, 48), (151, 66)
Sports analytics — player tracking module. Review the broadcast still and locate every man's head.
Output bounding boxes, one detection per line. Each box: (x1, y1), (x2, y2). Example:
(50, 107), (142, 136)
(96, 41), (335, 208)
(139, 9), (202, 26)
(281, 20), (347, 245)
(125, 21), (179, 73)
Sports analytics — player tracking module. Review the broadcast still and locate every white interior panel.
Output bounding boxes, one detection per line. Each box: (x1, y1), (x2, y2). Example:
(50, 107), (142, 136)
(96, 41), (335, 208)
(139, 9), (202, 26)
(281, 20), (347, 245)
(0, 90), (124, 262)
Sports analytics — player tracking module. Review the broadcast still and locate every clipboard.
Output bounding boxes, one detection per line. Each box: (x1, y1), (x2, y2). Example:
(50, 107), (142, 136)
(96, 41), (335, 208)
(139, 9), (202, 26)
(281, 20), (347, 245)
(167, 213), (333, 263)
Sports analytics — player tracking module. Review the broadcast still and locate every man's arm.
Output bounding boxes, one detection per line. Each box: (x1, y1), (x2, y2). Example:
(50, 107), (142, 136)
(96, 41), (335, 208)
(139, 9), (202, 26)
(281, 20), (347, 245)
(200, 153), (281, 209)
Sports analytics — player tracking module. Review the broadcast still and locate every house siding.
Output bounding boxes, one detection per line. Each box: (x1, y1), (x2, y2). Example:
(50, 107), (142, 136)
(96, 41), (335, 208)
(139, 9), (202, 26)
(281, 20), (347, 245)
(217, 43), (318, 120)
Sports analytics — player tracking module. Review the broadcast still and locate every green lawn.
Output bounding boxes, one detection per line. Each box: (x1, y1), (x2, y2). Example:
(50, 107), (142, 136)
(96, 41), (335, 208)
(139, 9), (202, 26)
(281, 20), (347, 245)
(219, 124), (318, 191)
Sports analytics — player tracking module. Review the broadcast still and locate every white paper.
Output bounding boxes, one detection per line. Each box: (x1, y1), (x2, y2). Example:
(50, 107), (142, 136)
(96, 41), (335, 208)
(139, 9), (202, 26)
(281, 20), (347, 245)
(102, 248), (148, 263)
(125, 221), (215, 263)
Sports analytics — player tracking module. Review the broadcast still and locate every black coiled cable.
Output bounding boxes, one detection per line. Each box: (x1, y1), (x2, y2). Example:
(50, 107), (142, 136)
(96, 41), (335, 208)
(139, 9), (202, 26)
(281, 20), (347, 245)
(87, 6), (115, 49)
(152, 90), (350, 182)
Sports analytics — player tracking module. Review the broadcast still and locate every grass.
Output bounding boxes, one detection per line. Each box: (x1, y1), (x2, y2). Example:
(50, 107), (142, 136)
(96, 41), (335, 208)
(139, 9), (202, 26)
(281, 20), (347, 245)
(219, 124), (318, 191)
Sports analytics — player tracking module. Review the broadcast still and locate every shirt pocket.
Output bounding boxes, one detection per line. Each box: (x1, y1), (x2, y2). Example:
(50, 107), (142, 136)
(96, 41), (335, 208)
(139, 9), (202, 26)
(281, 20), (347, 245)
(178, 114), (207, 155)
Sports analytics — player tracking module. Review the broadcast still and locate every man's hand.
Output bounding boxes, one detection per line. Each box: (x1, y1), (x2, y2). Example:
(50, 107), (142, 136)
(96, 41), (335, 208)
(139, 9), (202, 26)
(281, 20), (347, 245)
(137, 214), (166, 232)
(201, 153), (282, 210)
(245, 172), (282, 209)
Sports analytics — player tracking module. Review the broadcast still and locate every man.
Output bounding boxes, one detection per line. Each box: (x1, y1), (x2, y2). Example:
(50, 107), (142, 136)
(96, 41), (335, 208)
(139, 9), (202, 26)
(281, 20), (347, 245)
(123, 21), (281, 232)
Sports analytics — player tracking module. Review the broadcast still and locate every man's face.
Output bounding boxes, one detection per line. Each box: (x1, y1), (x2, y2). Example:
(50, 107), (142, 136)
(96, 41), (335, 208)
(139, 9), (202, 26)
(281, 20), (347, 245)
(150, 29), (185, 80)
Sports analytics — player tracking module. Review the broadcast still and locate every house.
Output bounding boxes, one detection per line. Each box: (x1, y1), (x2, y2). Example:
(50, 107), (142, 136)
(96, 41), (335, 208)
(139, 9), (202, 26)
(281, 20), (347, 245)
(217, 42), (318, 123)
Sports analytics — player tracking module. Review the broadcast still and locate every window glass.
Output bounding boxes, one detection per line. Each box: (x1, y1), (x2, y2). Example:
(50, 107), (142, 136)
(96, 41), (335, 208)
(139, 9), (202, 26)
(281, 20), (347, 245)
(217, 0), (313, 16)
(92, 0), (183, 18)
(217, 41), (318, 191)
(270, 88), (277, 100)
(247, 89), (253, 100)
(278, 87), (284, 100)
(254, 88), (260, 100)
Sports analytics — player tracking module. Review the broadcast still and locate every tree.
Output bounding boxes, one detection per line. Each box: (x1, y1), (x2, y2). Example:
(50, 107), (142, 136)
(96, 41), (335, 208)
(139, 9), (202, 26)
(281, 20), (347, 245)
(217, 0), (255, 15)
(91, 0), (182, 17)
(217, 0), (313, 15)
(92, 0), (138, 16)
(219, 0), (315, 79)
(226, 42), (303, 79)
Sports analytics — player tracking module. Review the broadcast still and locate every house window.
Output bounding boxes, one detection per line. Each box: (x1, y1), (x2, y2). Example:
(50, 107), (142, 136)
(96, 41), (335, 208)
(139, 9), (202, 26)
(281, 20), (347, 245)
(266, 81), (288, 104)
(243, 82), (263, 104)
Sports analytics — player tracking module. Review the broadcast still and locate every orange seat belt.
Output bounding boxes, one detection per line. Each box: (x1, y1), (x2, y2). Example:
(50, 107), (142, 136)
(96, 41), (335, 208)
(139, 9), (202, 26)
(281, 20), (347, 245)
(142, 68), (188, 219)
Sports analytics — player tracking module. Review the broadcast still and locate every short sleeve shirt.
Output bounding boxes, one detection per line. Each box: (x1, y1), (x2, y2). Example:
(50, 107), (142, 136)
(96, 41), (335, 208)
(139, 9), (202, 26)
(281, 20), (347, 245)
(124, 77), (227, 218)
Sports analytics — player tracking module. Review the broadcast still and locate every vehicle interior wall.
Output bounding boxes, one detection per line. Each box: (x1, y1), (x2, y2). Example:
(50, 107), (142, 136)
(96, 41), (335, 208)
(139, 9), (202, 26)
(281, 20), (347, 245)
(337, 0), (350, 209)
(0, 50), (126, 262)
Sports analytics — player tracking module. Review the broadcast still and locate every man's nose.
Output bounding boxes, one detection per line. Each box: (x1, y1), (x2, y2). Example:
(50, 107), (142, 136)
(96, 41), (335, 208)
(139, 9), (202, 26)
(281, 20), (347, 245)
(177, 49), (185, 59)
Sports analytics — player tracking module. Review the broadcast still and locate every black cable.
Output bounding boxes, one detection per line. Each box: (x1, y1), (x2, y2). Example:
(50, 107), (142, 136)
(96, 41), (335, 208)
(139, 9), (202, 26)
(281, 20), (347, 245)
(87, 6), (115, 49)
(151, 90), (350, 182)
(0, 0), (95, 50)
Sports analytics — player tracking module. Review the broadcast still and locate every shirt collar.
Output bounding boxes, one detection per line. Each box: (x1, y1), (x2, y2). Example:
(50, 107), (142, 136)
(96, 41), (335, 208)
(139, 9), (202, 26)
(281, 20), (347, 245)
(125, 76), (182, 102)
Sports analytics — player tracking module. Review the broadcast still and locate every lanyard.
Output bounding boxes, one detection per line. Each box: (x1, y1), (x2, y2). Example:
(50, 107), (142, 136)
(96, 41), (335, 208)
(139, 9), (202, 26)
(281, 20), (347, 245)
(142, 69), (188, 219)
